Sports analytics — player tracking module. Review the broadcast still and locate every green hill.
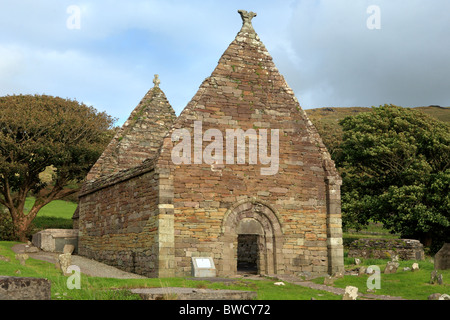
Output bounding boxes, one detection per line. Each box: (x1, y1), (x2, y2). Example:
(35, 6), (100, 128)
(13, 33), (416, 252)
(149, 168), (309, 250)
(304, 105), (450, 158)
(306, 105), (450, 125)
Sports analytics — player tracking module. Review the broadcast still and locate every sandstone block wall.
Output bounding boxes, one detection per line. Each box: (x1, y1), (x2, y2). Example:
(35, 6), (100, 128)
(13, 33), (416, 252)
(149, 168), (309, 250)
(76, 10), (344, 279)
(347, 239), (425, 260)
(156, 15), (343, 277)
(78, 161), (160, 277)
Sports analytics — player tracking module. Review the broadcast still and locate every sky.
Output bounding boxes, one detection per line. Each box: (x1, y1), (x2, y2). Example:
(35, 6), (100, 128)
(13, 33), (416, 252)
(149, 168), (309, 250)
(1, 0), (449, 126)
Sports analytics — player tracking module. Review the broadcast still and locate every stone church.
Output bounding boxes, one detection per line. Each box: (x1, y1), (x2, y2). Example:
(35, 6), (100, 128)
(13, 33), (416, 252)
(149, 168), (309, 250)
(75, 10), (344, 278)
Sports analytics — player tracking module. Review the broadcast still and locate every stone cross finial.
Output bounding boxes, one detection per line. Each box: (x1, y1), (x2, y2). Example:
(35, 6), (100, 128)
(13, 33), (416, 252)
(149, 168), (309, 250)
(153, 74), (160, 87)
(238, 10), (257, 32)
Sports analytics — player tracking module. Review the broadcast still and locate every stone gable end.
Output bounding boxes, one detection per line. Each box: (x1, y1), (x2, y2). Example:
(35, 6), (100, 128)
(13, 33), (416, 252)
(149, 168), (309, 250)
(77, 10), (344, 278)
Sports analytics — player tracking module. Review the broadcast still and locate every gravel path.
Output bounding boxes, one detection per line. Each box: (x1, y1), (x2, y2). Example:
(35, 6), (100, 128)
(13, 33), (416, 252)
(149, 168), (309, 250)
(11, 243), (146, 279)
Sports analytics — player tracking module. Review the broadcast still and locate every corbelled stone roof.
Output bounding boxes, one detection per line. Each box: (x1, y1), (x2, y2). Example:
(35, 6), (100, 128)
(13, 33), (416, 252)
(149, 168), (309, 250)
(162, 9), (339, 180)
(86, 75), (176, 181)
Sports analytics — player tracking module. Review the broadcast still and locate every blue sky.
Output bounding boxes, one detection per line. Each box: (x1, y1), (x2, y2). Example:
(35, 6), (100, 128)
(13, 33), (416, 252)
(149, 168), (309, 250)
(1, 1), (449, 126)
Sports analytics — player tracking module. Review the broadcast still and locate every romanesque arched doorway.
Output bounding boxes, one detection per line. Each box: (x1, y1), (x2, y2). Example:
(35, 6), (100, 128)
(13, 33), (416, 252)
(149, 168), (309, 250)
(220, 199), (283, 276)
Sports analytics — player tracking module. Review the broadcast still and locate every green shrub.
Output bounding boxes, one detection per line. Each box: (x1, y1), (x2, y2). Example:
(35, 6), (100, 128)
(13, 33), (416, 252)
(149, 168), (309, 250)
(0, 207), (17, 241)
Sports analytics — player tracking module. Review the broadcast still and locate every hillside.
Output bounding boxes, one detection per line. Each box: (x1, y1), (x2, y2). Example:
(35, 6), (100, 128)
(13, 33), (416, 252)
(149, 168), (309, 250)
(306, 105), (450, 125)
(304, 105), (450, 158)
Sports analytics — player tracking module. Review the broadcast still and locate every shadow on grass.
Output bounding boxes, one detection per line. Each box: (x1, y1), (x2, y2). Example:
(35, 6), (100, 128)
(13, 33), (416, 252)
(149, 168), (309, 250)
(33, 216), (73, 230)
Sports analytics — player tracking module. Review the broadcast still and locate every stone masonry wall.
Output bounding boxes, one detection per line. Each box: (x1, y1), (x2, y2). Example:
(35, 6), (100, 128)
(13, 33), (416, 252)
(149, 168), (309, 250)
(78, 161), (160, 277)
(156, 11), (343, 277)
(347, 239), (425, 260)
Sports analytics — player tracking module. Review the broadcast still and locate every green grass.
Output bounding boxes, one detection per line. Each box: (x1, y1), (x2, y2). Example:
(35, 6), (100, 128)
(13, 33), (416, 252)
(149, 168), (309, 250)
(312, 257), (449, 300)
(25, 197), (77, 230)
(2, 209), (446, 300)
(343, 222), (400, 247)
(0, 241), (342, 300)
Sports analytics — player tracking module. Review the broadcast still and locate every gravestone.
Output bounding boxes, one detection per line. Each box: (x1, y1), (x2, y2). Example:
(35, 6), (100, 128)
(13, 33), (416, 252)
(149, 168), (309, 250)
(15, 254), (29, 266)
(57, 253), (72, 276)
(191, 257), (216, 278)
(384, 261), (399, 274)
(434, 243), (450, 270)
(343, 286), (358, 300)
(430, 270), (444, 285)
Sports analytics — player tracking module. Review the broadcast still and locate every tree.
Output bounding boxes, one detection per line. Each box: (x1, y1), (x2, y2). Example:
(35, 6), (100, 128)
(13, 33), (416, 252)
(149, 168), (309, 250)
(0, 94), (115, 241)
(338, 104), (450, 252)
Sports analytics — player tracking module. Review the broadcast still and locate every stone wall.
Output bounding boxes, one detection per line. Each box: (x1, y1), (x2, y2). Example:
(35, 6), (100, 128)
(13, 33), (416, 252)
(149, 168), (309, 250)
(0, 276), (51, 300)
(156, 10), (344, 277)
(347, 239), (425, 260)
(78, 160), (161, 277)
(76, 10), (344, 279)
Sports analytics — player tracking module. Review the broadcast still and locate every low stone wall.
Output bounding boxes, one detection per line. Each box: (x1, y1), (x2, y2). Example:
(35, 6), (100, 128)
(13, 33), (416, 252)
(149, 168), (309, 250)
(131, 287), (257, 300)
(347, 239), (424, 260)
(0, 276), (51, 300)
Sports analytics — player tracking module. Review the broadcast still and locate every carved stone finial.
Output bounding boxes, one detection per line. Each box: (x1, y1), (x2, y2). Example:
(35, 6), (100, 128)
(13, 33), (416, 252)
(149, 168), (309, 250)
(153, 74), (160, 87)
(238, 10), (257, 32)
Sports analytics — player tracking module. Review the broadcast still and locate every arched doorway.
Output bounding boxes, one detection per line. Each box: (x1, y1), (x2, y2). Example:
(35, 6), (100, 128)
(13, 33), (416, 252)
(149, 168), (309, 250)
(236, 218), (264, 274)
(220, 199), (283, 276)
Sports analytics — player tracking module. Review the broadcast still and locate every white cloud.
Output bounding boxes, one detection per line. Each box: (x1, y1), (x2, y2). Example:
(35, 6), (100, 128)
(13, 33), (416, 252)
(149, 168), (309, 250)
(274, 0), (450, 108)
(0, 0), (449, 125)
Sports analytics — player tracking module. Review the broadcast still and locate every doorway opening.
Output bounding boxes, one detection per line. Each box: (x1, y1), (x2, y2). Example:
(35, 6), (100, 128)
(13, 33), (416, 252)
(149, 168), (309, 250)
(237, 234), (259, 274)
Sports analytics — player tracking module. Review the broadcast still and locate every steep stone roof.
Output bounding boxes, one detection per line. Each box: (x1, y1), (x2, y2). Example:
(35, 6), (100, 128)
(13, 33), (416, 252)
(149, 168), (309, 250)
(161, 10), (339, 181)
(86, 75), (176, 181)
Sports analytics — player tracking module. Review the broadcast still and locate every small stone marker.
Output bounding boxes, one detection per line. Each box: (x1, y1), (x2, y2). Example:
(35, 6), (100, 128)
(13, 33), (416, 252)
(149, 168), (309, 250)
(63, 244), (75, 254)
(57, 253), (72, 276)
(430, 270), (444, 285)
(274, 282), (285, 286)
(412, 263), (419, 272)
(366, 266), (376, 275)
(323, 276), (334, 285)
(15, 254), (29, 266)
(437, 273), (444, 285)
(358, 266), (366, 275)
(191, 257), (216, 278)
(384, 261), (399, 274)
(342, 286), (358, 300)
(354, 258), (361, 265)
(428, 293), (442, 300)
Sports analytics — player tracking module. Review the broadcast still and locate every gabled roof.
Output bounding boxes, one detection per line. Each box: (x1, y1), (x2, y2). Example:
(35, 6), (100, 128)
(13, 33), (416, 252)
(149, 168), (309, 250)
(86, 75), (176, 181)
(163, 10), (339, 180)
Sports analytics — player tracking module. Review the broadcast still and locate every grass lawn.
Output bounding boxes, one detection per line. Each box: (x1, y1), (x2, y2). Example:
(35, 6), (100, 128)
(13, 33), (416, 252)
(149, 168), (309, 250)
(0, 241), (342, 300)
(25, 197), (77, 230)
(312, 257), (449, 300)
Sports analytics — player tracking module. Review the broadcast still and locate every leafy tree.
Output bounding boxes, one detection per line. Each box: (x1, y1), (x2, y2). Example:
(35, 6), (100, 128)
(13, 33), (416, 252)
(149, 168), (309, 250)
(338, 104), (450, 252)
(0, 94), (115, 241)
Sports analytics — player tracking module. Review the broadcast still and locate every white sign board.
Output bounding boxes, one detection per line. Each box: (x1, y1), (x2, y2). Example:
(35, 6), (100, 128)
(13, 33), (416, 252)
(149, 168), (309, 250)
(196, 258), (212, 269)
(191, 257), (216, 277)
